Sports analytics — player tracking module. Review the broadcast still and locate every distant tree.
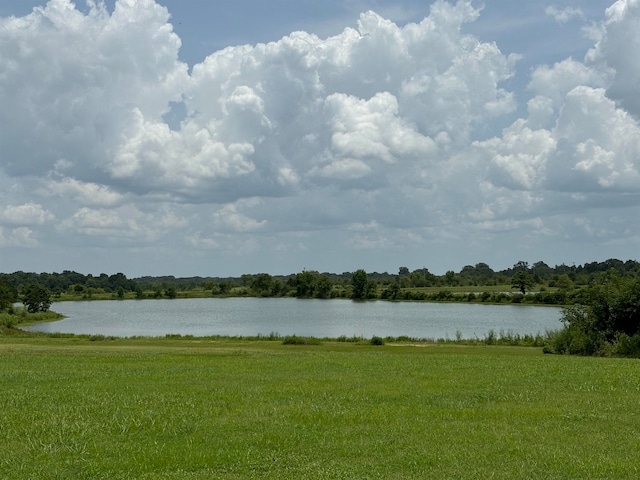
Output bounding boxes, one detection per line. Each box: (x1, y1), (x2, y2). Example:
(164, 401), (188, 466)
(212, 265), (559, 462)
(409, 271), (426, 287)
(554, 274), (573, 291)
(511, 271), (534, 295)
(458, 263), (495, 286)
(0, 281), (18, 311)
(294, 270), (316, 297)
(384, 279), (401, 300)
(444, 270), (458, 286)
(351, 269), (368, 299)
(459, 265), (476, 284)
(531, 261), (553, 281)
(475, 262), (495, 278)
(22, 284), (52, 313)
(314, 275), (333, 299)
(364, 279), (377, 299)
(164, 286), (177, 299)
(108, 272), (133, 293)
(398, 267), (410, 277)
(251, 273), (274, 296)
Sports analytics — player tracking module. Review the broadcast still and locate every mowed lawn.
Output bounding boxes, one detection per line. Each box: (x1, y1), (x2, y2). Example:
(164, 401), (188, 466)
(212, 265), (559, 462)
(1, 337), (639, 479)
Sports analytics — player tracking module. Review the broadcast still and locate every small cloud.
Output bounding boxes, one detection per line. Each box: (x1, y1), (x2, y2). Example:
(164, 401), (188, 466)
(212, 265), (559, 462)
(47, 178), (123, 207)
(545, 5), (584, 25)
(0, 203), (54, 226)
(346, 233), (393, 250)
(0, 227), (39, 247)
(186, 232), (219, 250)
(348, 221), (379, 232)
(212, 203), (267, 233)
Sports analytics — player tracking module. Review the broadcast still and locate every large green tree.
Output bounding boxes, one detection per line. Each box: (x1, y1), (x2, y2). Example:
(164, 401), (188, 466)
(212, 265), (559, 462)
(22, 284), (52, 313)
(511, 271), (534, 295)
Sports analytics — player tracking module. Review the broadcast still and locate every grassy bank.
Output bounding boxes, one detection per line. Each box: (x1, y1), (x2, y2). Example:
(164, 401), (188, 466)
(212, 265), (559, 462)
(0, 308), (63, 328)
(1, 337), (638, 479)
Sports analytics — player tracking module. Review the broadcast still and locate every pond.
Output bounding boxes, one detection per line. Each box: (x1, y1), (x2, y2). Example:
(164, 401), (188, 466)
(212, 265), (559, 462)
(24, 297), (563, 339)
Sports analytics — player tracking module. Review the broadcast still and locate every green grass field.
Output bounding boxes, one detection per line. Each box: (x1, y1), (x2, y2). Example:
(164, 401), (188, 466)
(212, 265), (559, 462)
(1, 336), (638, 479)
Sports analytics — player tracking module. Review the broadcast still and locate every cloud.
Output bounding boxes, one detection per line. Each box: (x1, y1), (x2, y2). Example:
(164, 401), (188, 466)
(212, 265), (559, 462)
(545, 6), (585, 24)
(211, 200), (267, 233)
(0, 0), (188, 180)
(2, 0), (640, 274)
(474, 0), (640, 229)
(479, 120), (556, 190)
(46, 178), (124, 207)
(585, 0), (640, 118)
(0, 227), (39, 248)
(479, 82), (640, 200)
(0, 203), (54, 225)
(527, 58), (608, 113)
(1, 1), (517, 204)
(109, 110), (257, 200)
(62, 207), (124, 235)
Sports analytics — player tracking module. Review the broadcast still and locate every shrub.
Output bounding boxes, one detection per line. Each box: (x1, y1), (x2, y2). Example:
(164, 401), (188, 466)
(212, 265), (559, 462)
(611, 333), (640, 357)
(0, 313), (16, 329)
(394, 335), (414, 342)
(510, 293), (524, 304)
(410, 291), (426, 301)
(282, 335), (321, 345)
(545, 305), (604, 355)
(491, 292), (510, 303)
(369, 336), (385, 346)
(431, 290), (454, 301)
(534, 291), (568, 305)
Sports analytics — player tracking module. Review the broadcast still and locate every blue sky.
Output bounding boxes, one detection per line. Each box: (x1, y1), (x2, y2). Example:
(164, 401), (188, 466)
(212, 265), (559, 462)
(1, 0), (639, 277)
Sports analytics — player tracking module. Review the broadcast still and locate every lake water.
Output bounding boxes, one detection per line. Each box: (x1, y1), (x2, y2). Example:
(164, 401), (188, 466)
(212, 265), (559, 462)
(24, 298), (563, 339)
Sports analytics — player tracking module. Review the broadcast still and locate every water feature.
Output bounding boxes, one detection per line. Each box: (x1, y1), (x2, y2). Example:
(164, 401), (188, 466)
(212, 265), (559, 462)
(24, 297), (563, 339)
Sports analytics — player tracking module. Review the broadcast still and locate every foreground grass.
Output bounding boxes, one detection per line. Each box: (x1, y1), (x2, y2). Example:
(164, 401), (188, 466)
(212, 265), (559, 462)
(1, 337), (639, 479)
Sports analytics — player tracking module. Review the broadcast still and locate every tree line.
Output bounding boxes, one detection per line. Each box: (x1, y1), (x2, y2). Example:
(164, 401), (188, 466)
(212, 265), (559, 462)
(3, 258), (640, 297)
(2, 258), (640, 310)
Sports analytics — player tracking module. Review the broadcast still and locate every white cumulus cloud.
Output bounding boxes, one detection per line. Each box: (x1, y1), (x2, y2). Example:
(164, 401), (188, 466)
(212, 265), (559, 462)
(2, 0), (640, 275)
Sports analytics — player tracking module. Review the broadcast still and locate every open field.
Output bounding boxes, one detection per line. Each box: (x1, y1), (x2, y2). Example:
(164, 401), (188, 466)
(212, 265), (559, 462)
(1, 336), (639, 479)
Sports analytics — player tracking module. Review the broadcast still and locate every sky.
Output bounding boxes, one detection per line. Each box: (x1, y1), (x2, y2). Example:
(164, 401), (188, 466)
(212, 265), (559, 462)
(1, 0), (639, 278)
